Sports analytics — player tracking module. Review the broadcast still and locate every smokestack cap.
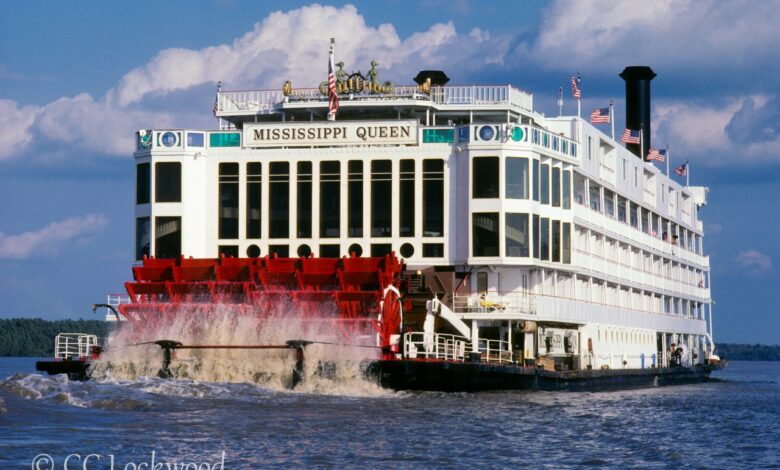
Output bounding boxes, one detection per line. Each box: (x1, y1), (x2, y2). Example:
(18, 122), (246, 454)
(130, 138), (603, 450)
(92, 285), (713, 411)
(414, 70), (450, 86)
(619, 66), (656, 82)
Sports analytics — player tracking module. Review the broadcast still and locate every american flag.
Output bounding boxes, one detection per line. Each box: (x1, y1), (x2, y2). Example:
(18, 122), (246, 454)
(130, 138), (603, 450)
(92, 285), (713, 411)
(327, 42), (339, 119)
(646, 147), (665, 162)
(590, 107), (610, 124)
(621, 128), (640, 144)
(675, 162), (688, 177)
(570, 75), (581, 99)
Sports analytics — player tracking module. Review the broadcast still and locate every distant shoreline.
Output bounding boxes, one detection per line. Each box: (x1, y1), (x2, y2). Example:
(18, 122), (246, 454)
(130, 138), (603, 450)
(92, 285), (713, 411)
(0, 318), (777, 360)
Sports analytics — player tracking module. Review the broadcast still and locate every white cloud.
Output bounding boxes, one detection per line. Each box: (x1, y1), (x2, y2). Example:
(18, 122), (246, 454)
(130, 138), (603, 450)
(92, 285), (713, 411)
(0, 99), (39, 160)
(532, 0), (780, 71)
(0, 214), (108, 260)
(736, 250), (772, 274)
(1, 4), (507, 162)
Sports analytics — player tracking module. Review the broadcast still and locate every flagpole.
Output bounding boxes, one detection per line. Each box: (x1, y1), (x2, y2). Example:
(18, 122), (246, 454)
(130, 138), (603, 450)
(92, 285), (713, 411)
(640, 127), (644, 161)
(558, 87), (563, 117)
(577, 73), (582, 143)
(686, 160), (690, 187)
(610, 99), (615, 141)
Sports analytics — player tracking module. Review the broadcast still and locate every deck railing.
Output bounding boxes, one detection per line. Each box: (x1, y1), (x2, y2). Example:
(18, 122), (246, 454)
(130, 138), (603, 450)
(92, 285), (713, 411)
(54, 333), (98, 360)
(216, 84), (533, 114)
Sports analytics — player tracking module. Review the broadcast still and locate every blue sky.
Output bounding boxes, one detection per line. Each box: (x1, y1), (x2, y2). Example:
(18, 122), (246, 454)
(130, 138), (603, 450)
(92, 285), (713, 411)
(1, 1), (778, 344)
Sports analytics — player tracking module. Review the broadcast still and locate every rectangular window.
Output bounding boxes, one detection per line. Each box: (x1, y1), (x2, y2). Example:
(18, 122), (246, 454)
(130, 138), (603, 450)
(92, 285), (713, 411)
(587, 136), (592, 160)
(423, 159), (444, 237)
(399, 159), (415, 237)
(370, 244), (392, 257)
(589, 182), (601, 212)
(186, 132), (204, 147)
(218, 163), (239, 239)
(505, 157), (529, 199)
(472, 157), (499, 198)
(320, 161), (340, 238)
(295, 162), (312, 238)
(551, 167), (561, 207)
(348, 160), (363, 237)
(246, 163), (262, 238)
(540, 164), (550, 204)
(533, 214), (540, 259)
(155, 216), (181, 259)
(532, 160), (540, 201)
(477, 272), (488, 294)
(319, 244), (340, 258)
(604, 189), (615, 217)
(155, 162), (181, 203)
(505, 213), (529, 257)
(562, 170), (571, 209)
(269, 162), (289, 238)
(552, 220), (561, 262)
(135, 217), (150, 260)
(422, 243), (444, 258)
(540, 217), (550, 261)
(562, 222), (571, 264)
(371, 160), (392, 237)
(617, 196), (627, 223)
(136, 163), (150, 204)
(218, 245), (238, 258)
(268, 245), (289, 258)
(209, 132), (240, 147)
(472, 213), (499, 257)
(630, 203), (639, 229)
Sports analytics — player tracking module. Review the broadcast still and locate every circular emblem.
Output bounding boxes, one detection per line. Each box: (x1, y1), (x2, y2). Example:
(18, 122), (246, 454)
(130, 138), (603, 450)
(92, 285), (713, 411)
(478, 126), (495, 141)
(161, 132), (177, 147)
(511, 127), (524, 142)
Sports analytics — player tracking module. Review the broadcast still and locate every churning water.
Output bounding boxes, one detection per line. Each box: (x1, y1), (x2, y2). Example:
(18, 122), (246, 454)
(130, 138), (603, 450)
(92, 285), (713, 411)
(0, 356), (778, 468)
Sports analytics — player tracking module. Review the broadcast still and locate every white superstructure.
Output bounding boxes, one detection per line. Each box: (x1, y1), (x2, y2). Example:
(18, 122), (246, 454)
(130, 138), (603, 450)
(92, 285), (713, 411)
(132, 65), (713, 371)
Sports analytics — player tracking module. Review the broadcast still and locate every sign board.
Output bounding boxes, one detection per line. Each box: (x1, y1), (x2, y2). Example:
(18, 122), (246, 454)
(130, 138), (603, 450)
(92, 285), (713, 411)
(243, 120), (419, 148)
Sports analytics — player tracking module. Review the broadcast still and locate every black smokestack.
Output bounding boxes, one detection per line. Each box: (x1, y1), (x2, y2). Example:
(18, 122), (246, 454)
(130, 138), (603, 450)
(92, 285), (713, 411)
(619, 66), (656, 159)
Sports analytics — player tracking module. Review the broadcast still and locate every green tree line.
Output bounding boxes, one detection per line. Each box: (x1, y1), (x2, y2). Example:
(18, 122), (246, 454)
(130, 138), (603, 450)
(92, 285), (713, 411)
(0, 319), (111, 356)
(715, 343), (780, 361)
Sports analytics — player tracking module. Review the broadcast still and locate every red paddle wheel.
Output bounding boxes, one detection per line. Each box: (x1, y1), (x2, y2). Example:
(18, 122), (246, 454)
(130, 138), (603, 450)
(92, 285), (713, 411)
(119, 253), (406, 356)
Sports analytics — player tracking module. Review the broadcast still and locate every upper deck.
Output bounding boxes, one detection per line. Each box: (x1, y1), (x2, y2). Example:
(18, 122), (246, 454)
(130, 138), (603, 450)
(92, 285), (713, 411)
(216, 84), (535, 121)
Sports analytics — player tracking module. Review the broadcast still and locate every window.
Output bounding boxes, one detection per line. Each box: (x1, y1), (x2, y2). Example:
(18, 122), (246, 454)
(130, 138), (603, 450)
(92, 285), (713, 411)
(136, 163), (150, 204)
(186, 132), (204, 147)
(320, 161), (340, 238)
(552, 220), (561, 262)
(400, 159), (415, 237)
(540, 218), (550, 261)
(472, 213), (499, 257)
(268, 245), (289, 257)
(604, 189), (615, 217)
(630, 203), (639, 229)
(552, 167), (561, 207)
(135, 217), (150, 260)
(155, 216), (181, 258)
(371, 160), (392, 237)
(562, 222), (571, 264)
(269, 162), (289, 238)
(589, 182), (601, 212)
(218, 245), (238, 258)
(533, 214), (540, 259)
(297, 162), (312, 238)
(505, 213), (529, 257)
(472, 157), (499, 198)
(218, 163), (239, 239)
(155, 162), (181, 203)
(540, 164), (550, 204)
(477, 272), (488, 294)
(562, 170), (571, 209)
(506, 157), (529, 199)
(423, 159), (444, 237)
(587, 136), (592, 160)
(532, 160), (540, 201)
(348, 161), (363, 237)
(246, 163), (262, 238)
(422, 243), (444, 258)
(371, 244), (392, 257)
(634, 167), (638, 187)
(319, 244), (340, 258)
(617, 196), (627, 223)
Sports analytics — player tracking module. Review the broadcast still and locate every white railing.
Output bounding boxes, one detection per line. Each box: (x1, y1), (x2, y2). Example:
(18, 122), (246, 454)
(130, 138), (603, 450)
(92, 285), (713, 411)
(216, 84), (534, 114)
(452, 293), (533, 315)
(478, 338), (513, 364)
(54, 333), (99, 360)
(404, 332), (469, 361)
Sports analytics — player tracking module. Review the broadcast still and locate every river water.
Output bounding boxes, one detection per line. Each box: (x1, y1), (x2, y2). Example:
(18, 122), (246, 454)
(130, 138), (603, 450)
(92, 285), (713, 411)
(0, 357), (777, 469)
